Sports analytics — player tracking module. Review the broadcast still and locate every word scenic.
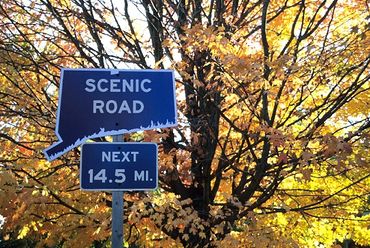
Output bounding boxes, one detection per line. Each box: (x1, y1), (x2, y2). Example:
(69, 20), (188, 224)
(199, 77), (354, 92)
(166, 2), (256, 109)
(84, 78), (152, 114)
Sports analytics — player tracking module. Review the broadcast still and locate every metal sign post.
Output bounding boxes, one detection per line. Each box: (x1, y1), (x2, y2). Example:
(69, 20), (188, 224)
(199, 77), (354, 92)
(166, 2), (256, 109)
(112, 135), (124, 248)
(112, 190), (124, 248)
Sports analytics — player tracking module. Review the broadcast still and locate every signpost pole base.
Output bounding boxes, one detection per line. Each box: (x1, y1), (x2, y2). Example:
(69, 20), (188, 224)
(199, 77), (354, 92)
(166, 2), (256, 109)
(112, 135), (124, 248)
(112, 191), (124, 248)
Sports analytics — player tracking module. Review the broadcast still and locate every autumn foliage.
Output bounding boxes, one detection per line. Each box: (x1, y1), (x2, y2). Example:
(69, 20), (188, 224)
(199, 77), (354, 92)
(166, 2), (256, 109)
(0, 0), (369, 247)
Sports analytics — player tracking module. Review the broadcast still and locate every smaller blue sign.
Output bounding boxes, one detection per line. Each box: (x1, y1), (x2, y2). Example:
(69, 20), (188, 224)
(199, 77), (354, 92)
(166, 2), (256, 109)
(80, 142), (157, 191)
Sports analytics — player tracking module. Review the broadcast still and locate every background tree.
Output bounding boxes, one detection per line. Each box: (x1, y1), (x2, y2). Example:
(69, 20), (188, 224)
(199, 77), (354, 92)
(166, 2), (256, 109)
(0, 0), (369, 247)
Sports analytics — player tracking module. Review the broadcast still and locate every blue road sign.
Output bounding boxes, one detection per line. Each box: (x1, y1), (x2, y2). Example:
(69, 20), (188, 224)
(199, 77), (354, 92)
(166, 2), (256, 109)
(44, 68), (177, 161)
(80, 142), (158, 191)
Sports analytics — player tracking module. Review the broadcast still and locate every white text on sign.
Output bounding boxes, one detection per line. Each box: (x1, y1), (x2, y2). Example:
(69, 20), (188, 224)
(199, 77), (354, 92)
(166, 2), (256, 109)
(88, 169), (153, 183)
(85, 78), (152, 114)
(102, 151), (139, 163)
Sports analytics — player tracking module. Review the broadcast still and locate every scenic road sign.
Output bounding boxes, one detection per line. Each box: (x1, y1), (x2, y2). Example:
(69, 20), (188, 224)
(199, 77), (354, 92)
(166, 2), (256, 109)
(80, 142), (158, 191)
(44, 68), (177, 161)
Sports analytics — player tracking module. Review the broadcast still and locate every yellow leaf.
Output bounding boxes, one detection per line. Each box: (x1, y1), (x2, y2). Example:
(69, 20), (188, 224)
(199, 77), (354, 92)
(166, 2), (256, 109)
(17, 225), (30, 239)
